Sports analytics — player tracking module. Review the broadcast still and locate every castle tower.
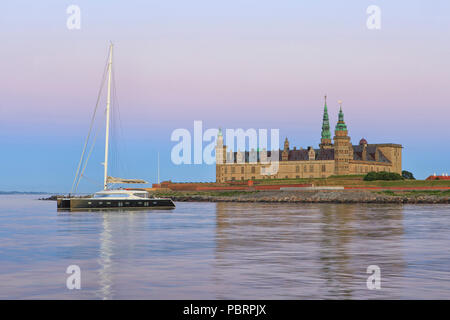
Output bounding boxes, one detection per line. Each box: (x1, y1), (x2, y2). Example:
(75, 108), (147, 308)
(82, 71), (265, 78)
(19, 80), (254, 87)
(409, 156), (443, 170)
(215, 128), (226, 164)
(282, 137), (289, 161)
(320, 95), (333, 149)
(215, 128), (227, 182)
(333, 101), (352, 175)
(359, 138), (368, 161)
(307, 146), (315, 160)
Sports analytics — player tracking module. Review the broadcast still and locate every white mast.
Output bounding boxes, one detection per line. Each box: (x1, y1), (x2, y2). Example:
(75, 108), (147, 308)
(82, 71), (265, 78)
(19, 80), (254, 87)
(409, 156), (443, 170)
(103, 43), (113, 190)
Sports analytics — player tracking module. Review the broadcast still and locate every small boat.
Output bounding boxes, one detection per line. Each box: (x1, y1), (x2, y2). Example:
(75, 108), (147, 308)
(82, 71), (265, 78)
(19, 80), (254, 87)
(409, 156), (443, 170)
(57, 190), (175, 210)
(58, 43), (175, 211)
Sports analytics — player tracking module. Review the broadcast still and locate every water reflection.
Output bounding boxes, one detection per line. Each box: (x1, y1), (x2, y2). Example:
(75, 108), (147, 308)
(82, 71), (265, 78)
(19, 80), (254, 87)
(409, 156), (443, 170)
(214, 203), (405, 299)
(97, 214), (114, 300)
(96, 211), (142, 299)
(319, 205), (354, 298)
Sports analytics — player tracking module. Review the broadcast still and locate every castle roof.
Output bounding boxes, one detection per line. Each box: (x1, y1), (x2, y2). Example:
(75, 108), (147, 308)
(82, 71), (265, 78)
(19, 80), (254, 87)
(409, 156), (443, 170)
(321, 95), (331, 140)
(352, 145), (391, 163)
(227, 144), (390, 164)
(229, 148), (334, 163)
(287, 148), (335, 161)
(335, 103), (348, 132)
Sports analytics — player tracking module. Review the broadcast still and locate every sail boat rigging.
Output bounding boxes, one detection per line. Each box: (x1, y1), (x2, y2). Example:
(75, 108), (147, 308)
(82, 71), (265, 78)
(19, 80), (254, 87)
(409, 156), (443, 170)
(58, 43), (175, 210)
(103, 42), (113, 190)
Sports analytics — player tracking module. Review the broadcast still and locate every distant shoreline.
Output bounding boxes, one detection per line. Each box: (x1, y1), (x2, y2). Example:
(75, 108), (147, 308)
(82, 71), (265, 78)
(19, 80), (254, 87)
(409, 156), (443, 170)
(0, 191), (50, 195)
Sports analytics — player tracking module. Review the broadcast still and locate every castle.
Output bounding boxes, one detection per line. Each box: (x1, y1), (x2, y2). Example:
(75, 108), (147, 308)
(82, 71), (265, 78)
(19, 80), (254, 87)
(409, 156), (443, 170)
(215, 97), (402, 182)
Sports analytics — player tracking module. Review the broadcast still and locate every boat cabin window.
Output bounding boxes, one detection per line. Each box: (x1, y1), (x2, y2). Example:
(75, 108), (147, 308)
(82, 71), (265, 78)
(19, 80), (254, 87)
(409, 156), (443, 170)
(133, 193), (148, 198)
(94, 193), (130, 198)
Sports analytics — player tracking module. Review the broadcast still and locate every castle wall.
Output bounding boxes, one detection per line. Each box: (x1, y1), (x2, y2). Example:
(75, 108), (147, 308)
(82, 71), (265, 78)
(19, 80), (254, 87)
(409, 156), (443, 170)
(216, 160), (335, 182)
(376, 145), (402, 174)
(349, 161), (395, 174)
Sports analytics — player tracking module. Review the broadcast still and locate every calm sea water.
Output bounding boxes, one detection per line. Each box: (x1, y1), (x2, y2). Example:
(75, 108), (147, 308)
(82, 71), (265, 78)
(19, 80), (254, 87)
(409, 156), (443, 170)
(0, 195), (450, 299)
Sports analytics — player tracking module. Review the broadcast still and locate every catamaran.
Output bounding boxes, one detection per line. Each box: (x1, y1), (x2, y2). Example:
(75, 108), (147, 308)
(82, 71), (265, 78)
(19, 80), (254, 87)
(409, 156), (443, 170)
(57, 43), (175, 210)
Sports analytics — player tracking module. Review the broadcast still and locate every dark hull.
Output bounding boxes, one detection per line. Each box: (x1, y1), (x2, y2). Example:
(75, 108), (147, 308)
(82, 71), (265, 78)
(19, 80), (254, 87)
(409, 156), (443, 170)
(57, 198), (175, 211)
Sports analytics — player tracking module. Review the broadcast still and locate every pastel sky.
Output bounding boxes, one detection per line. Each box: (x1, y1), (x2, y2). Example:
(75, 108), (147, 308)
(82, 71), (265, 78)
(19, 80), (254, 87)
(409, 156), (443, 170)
(1, 0), (449, 192)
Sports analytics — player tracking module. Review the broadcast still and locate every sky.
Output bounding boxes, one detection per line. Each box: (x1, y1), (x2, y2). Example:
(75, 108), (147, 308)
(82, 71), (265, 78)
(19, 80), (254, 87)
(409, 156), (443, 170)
(0, 0), (449, 192)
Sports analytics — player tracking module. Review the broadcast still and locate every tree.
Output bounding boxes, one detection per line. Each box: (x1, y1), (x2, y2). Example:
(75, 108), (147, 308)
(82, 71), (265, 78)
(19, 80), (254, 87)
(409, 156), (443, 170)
(402, 170), (415, 180)
(363, 171), (404, 181)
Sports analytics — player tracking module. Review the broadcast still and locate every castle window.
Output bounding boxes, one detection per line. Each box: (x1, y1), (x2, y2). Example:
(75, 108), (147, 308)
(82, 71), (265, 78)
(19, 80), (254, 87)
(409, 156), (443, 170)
(321, 165), (326, 172)
(225, 167), (227, 174)
(310, 165), (314, 172)
(304, 165), (307, 172)
(241, 167), (244, 174)
(231, 167), (235, 174)
(296, 175), (299, 179)
(251, 166), (256, 174)
(296, 166), (300, 173)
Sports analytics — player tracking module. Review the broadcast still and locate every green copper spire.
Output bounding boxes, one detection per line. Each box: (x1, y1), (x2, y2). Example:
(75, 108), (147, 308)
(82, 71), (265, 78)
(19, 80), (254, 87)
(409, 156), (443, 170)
(218, 127), (223, 136)
(321, 95), (331, 140)
(335, 101), (348, 131)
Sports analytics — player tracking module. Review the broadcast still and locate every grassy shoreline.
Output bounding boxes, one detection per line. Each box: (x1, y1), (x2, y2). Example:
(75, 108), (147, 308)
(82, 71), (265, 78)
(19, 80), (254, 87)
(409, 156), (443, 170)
(149, 189), (450, 204)
(250, 176), (450, 188)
